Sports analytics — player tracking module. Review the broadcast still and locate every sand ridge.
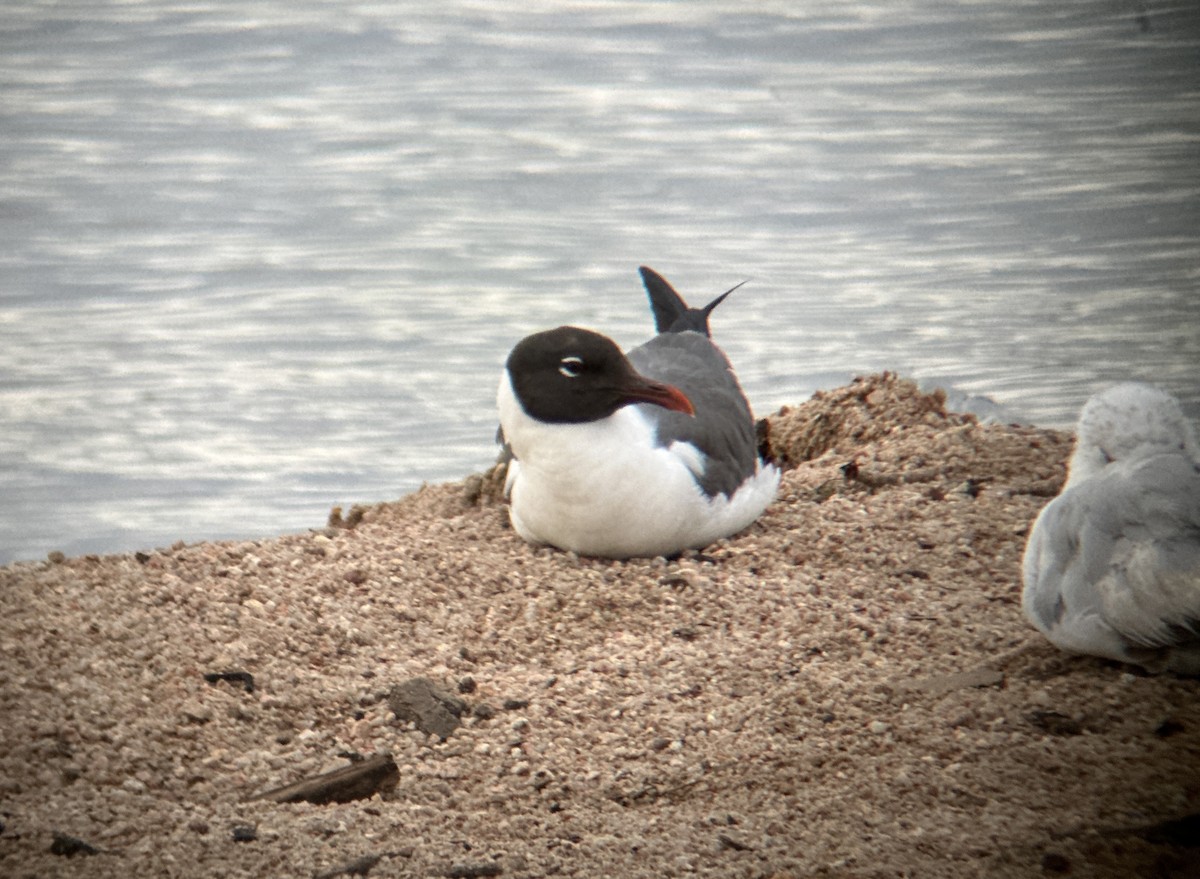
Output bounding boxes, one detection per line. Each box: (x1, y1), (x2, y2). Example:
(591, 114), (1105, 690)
(1, 374), (1197, 878)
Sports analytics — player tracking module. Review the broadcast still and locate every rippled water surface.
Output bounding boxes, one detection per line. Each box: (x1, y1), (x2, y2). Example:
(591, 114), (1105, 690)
(2, 2), (1198, 563)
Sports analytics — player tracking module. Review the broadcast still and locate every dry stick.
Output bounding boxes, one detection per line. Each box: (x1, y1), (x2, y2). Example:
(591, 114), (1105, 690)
(250, 753), (399, 805)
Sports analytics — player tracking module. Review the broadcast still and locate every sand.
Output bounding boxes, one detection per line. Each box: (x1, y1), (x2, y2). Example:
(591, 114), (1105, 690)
(1, 374), (1197, 879)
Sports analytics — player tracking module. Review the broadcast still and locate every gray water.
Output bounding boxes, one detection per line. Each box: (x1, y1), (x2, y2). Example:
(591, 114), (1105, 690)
(2, 1), (1198, 565)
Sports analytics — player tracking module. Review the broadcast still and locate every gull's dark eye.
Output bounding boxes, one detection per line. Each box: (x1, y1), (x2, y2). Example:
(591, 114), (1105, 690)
(558, 356), (584, 378)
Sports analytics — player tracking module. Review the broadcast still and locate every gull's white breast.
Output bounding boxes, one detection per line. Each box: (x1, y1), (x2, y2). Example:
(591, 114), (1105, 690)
(498, 374), (778, 559)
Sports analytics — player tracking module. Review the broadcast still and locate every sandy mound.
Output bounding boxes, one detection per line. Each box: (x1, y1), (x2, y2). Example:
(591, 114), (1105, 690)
(2, 374), (1196, 878)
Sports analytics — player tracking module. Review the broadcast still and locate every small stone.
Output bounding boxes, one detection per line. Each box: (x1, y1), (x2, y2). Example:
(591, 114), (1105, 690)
(1041, 852), (1070, 873)
(869, 721), (890, 734)
(1154, 718), (1185, 738)
(47, 551), (66, 564)
(1029, 689), (1053, 707)
(203, 670), (255, 693)
(1027, 711), (1082, 737)
(50, 832), (99, 857)
(182, 701), (214, 724)
(388, 678), (468, 740)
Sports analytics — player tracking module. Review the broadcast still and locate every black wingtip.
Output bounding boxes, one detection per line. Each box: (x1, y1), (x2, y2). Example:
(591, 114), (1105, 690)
(638, 266), (687, 334)
(638, 266), (746, 338)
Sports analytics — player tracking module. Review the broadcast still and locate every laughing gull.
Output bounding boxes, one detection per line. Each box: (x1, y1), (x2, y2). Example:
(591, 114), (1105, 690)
(496, 266), (780, 559)
(1022, 383), (1200, 674)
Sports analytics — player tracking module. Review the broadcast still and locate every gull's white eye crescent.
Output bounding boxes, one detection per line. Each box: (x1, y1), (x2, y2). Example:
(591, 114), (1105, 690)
(558, 356), (584, 378)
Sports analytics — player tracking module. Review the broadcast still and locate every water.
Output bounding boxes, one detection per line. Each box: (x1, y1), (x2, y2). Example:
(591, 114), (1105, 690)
(1, 1), (1198, 565)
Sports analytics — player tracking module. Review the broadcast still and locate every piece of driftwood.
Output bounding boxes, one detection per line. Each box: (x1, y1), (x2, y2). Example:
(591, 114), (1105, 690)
(251, 753), (398, 804)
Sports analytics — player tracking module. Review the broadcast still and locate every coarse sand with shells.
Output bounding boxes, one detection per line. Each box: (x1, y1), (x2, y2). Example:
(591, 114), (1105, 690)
(2, 374), (1197, 879)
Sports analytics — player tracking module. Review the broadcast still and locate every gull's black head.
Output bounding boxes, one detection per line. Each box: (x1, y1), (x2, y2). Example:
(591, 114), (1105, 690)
(506, 326), (694, 424)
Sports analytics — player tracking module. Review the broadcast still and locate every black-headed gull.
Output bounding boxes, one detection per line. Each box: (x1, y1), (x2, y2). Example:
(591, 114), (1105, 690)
(497, 267), (779, 559)
(1022, 383), (1200, 674)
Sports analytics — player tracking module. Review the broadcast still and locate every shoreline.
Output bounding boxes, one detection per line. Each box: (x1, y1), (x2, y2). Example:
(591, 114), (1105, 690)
(2, 374), (1196, 878)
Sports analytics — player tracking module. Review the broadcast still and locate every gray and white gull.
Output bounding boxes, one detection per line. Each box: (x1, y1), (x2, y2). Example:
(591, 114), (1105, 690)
(1022, 382), (1200, 674)
(497, 266), (779, 559)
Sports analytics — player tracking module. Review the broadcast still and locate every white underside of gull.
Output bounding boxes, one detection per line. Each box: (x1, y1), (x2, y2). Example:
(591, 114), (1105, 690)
(498, 374), (779, 559)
